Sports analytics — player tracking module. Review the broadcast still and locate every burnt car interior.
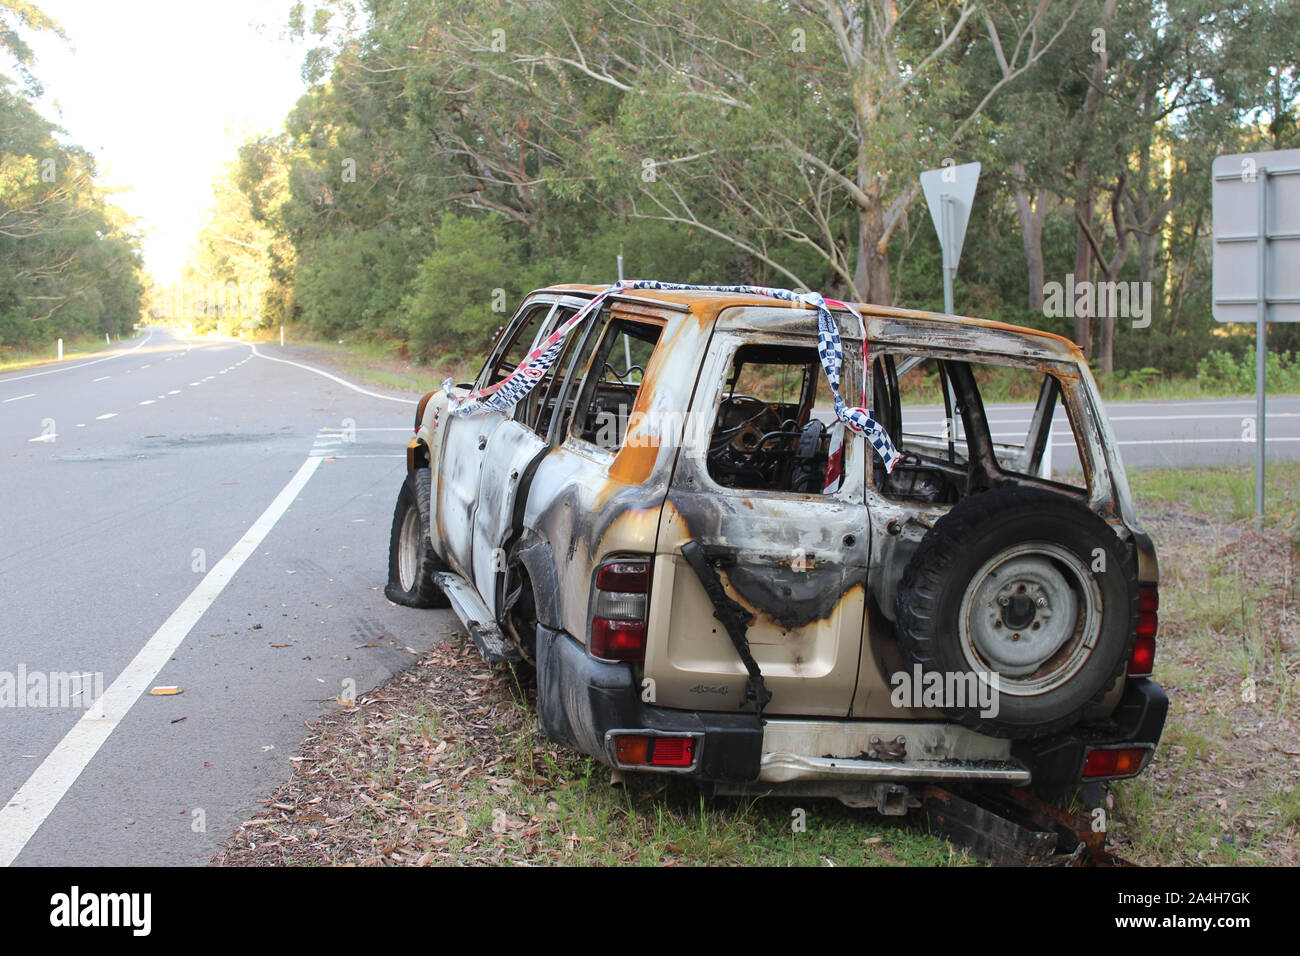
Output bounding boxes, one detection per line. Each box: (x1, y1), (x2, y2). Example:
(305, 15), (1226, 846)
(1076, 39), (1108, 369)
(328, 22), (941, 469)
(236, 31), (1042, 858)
(706, 344), (832, 493)
(871, 353), (1087, 504)
(567, 317), (663, 448)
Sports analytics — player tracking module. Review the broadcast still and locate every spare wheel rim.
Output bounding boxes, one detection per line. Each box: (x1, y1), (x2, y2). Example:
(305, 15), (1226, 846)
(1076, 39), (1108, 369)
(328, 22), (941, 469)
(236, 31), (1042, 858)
(398, 505), (421, 591)
(958, 542), (1103, 697)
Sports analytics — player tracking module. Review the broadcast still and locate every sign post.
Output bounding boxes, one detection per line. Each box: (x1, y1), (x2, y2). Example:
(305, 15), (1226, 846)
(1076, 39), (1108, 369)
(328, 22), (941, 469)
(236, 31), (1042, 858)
(921, 162), (981, 315)
(1212, 148), (1300, 517)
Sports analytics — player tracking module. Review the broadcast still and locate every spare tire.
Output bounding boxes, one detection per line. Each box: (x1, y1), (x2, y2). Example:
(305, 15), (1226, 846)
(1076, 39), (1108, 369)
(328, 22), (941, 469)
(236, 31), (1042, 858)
(894, 485), (1137, 739)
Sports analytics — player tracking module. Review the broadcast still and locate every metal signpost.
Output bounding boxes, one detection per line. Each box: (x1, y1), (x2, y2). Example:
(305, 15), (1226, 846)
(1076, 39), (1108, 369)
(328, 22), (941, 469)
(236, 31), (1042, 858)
(921, 162), (983, 466)
(1212, 148), (1300, 517)
(921, 162), (981, 315)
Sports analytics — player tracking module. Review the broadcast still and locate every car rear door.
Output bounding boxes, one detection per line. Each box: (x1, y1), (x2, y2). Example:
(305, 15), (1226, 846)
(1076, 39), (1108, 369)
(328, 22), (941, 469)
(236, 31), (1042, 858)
(646, 310), (869, 717)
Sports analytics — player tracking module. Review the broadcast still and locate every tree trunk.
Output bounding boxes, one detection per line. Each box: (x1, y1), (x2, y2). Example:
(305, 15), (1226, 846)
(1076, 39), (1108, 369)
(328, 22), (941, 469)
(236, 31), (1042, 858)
(1097, 308), (1115, 374)
(853, 189), (893, 305)
(1011, 161), (1046, 311)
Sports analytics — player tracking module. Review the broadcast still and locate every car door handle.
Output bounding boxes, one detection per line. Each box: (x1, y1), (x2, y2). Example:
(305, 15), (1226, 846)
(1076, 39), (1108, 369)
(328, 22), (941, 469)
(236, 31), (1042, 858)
(477, 435), (487, 450)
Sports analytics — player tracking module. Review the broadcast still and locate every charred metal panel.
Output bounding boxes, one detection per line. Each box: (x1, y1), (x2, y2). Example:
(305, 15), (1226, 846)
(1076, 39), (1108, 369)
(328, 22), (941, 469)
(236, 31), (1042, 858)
(865, 314), (1080, 362)
(471, 419), (546, 616)
(435, 393), (505, 579)
(647, 316), (869, 717)
(523, 303), (709, 644)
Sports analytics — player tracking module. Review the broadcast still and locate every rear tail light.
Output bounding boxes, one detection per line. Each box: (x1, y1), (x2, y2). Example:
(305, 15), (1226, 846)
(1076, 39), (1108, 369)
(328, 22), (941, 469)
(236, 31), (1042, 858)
(1129, 584), (1158, 676)
(611, 733), (696, 768)
(590, 559), (650, 662)
(1083, 746), (1148, 779)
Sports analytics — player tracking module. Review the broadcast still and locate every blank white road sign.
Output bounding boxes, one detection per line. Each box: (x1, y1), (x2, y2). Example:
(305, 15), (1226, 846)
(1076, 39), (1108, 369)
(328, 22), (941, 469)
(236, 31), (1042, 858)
(920, 162), (981, 271)
(1213, 148), (1300, 323)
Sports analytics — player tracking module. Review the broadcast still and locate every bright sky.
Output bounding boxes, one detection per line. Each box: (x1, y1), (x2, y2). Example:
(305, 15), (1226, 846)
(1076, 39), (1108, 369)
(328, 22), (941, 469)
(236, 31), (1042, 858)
(27, 1), (310, 284)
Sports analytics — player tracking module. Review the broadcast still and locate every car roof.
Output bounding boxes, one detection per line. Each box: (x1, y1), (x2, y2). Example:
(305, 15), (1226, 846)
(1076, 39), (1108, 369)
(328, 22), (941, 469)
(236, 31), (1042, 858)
(537, 283), (1084, 361)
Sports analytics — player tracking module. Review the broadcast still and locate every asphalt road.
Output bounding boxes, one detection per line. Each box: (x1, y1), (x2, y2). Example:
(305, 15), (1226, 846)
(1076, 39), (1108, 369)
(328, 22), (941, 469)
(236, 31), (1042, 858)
(1, 328), (1295, 866)
(0, 327), (456, 866)
(911, 394), (1300, 473)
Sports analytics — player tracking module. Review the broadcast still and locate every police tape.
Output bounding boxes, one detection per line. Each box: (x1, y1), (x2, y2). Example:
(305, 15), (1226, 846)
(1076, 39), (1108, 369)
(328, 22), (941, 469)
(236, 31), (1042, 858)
(444, 279), (901, 471)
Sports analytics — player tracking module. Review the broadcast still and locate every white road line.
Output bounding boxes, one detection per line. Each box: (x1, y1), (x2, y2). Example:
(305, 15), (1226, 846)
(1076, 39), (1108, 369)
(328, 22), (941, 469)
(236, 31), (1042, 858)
(92, 376), (109, 383)
(95, 413), (116, 420)
(247, 343), (418, 405)
(320, 426), (412, 432)
(168, 390), (180, 395)
(0, 330), (154, 384)
(324, 454), (405, 459)
(27, 433), (56, 443)
(2, 393), (35, 404)
(0, 454), (324, 867)
(138, 400), (155, 405)
(1112, 436), (1300, 446)
(1109, 412), (1298, 422)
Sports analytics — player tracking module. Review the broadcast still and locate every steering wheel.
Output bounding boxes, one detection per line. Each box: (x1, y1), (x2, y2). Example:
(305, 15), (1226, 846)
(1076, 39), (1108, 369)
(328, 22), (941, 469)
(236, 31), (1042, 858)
(719, 395), (780, 433)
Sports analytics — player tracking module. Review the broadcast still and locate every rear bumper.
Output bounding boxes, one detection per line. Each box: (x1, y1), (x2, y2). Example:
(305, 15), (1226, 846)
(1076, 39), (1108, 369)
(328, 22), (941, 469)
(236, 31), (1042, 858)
(536, 625), (1167, 788)
(1012, 678), (1169, 788)
(536, 625), (762, 782)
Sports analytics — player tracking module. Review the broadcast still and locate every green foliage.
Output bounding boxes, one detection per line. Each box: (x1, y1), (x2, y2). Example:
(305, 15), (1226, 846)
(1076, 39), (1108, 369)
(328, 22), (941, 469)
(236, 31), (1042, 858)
(0, 84), (144, 351)
(402, 215), (530, 361)
(1196, 349), (1300, 394)
(176, 0), (1300, 386)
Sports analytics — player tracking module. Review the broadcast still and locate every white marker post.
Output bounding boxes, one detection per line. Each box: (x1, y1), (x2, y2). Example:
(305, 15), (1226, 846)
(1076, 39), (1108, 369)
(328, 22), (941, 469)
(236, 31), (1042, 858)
(617, 252), (631, 373)
(280, 325), (285, 347)
(57, 338), (63, 361)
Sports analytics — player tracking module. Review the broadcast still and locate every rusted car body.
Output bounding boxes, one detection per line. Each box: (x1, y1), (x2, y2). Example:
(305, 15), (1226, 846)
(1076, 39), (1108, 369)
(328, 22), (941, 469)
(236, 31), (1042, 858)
(391, 284), (1167, 810)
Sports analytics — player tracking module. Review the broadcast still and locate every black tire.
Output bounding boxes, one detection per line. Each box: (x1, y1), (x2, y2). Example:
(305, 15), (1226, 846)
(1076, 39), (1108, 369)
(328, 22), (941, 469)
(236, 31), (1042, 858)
(894, 485), (1137, 739)
(385, 467), (450, 608)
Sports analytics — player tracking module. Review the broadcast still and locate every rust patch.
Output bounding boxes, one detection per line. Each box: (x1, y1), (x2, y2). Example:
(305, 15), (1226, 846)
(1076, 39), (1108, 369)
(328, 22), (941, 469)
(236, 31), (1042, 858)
(608, 439), (660, 485)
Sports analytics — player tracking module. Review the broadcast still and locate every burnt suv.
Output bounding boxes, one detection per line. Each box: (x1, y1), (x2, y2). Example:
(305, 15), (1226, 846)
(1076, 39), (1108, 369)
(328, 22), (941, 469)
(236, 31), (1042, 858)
(385, 282), (1166, 811)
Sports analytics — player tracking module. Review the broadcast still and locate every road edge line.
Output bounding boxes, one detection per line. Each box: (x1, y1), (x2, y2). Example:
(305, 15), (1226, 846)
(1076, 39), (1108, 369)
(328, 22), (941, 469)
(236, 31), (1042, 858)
(0, 329), (154, 384)
(246, 343), (418, 405)
(0, 454), (324, 866)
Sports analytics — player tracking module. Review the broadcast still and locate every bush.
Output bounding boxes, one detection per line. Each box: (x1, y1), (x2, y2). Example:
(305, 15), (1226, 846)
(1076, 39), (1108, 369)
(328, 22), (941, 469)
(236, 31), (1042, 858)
(1196, 349), (1300, 393)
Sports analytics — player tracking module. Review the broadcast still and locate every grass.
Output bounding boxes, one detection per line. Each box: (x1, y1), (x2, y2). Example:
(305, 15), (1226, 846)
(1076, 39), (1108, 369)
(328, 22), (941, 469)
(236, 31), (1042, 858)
(215, 638), (963, 867)
(218, 325), (469, 394)
(1092, 374), (1299, 403)
(191, 321), (1300, 404)
(1127, 461), (1300, 522)
(1102, 463), (1300, 866)
(0, 332), (126, 373)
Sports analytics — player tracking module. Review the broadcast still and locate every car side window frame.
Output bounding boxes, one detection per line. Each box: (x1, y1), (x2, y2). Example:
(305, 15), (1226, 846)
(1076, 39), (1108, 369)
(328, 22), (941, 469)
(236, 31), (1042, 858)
(557, 311), (664, 455)
(474, 299), (558, 393)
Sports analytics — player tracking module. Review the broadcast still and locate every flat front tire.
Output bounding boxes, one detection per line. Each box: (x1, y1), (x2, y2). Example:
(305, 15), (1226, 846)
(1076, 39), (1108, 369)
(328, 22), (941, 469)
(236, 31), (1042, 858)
(385, 467), (449, 608)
